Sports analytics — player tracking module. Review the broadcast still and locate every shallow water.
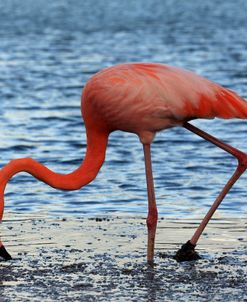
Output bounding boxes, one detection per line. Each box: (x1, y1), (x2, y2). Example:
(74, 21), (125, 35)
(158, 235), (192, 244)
(0, 215), (246, 301)
(0, 0), (247, 220)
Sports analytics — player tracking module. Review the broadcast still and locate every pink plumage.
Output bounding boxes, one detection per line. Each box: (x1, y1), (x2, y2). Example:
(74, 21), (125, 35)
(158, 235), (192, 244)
(82, 63), (247, 143)
(1, 62), (247, 263)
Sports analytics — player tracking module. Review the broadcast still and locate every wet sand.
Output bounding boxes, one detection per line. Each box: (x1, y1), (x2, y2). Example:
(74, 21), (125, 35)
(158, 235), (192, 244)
(0, 214), (246, 301)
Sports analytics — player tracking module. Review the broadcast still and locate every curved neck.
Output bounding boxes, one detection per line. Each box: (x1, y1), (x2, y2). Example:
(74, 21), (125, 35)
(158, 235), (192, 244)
(0, 128), (109, 191)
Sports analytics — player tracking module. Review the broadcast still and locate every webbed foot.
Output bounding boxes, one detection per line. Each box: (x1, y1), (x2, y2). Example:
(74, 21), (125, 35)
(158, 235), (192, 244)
(174, 240), (201, 262)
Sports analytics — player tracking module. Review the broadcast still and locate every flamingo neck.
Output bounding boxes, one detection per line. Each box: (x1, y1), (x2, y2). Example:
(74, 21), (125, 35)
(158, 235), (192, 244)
(0, 128), (109, 192)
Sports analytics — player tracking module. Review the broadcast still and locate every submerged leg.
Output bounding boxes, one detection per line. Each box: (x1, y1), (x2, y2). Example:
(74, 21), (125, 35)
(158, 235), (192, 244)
(175, 122), (247, 261)
(143, 144), (158, 265)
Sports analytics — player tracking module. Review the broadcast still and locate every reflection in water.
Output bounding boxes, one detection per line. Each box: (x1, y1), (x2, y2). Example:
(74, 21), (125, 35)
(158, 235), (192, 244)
(145, 266), (157, 302)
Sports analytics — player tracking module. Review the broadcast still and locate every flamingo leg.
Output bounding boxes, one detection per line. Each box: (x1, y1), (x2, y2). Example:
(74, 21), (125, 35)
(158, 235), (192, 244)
(143, 144), (158, 265)
(175, 122), (247, 261)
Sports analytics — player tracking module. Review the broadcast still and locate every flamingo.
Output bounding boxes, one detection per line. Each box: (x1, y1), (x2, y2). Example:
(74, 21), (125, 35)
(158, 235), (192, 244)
(0, 63), (247, 264)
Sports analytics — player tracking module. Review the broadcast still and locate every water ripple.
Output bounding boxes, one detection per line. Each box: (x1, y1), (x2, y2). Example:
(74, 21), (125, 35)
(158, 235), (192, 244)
(0, 0), (247, 219)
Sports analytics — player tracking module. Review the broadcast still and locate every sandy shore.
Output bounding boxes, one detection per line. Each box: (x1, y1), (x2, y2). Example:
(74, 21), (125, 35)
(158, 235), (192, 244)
(0, 214), (246, 301)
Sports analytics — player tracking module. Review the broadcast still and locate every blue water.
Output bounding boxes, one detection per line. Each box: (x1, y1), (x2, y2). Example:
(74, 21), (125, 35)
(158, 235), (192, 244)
(0, 0), (246, 218)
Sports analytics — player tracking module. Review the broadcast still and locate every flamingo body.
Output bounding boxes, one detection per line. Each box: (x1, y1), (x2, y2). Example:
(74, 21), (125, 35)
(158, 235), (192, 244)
(1, 62), (247, 262)
(82, 63), (247, 143)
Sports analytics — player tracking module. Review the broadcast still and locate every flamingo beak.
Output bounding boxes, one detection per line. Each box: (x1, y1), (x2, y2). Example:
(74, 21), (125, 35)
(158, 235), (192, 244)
(0, 245), (12, 261)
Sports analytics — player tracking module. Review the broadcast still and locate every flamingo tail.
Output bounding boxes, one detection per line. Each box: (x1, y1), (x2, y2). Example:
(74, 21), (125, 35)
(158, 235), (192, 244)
(196, 87), (247, 119)
(214, 88), (247, 119)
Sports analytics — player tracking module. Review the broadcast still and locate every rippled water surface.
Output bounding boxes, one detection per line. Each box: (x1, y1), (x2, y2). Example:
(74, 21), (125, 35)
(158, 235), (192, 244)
(0, 0), (247, 219)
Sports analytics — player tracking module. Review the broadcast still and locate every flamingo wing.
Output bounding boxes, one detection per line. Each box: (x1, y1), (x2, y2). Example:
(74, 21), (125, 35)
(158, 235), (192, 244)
(137, 63), (247, 121)
(83, 63), (247, 135)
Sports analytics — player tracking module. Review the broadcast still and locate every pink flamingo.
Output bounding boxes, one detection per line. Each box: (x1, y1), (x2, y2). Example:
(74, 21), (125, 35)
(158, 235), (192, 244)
(0, 63), (247, 264)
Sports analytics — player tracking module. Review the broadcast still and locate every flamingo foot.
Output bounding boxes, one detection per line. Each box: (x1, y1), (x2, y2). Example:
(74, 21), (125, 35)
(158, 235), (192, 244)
(0, 245), (12, 261)
(174, 240), (201, 262)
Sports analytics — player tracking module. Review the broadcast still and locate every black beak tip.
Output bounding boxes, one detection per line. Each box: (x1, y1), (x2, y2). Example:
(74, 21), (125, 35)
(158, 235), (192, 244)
(0, 245), (12, 261)
(174, 240), (201, 262)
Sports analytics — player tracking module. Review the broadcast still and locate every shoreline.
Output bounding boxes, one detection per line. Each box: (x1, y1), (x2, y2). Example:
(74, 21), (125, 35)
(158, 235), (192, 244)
(0, 214), (246, 301)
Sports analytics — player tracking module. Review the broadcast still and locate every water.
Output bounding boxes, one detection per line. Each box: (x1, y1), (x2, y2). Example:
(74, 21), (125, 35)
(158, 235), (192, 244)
(1, 215), (246, 301)
(0, 0), (247, 219)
